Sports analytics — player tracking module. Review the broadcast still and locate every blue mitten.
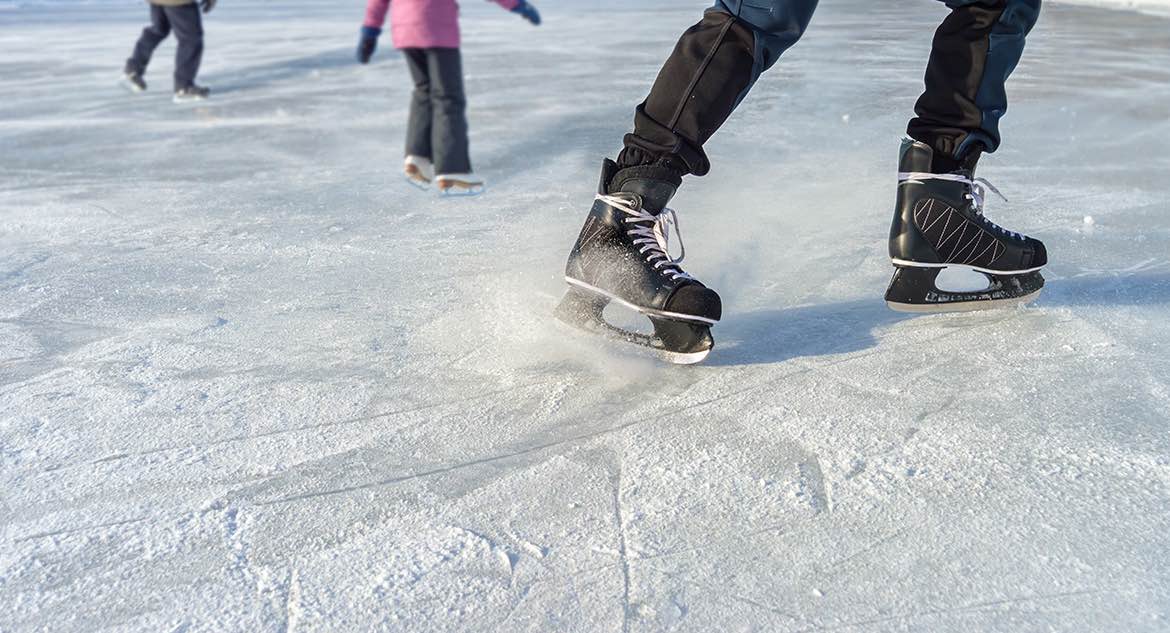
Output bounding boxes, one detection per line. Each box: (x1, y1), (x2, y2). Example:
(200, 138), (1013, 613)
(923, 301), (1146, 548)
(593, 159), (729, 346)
(357, 26), (381, 64)
(512, 0), (540, 26)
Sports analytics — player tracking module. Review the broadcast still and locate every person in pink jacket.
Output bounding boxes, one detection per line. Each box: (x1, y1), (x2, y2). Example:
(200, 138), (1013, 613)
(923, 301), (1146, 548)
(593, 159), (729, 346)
(358, 0), (541, 195)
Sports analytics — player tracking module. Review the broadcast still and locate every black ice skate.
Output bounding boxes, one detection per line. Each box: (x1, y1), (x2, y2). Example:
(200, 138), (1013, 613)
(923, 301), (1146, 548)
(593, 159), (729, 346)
(122, 69), (146, 93)
(555, 160), (721, 365)
(173, 84), (210, 104)
(885, 138), (1047, 312)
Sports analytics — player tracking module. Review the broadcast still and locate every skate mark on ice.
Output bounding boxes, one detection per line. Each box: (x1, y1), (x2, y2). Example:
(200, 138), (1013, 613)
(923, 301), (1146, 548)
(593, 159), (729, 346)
(645, 565), (802, 624)
(0, 317), (119, 388)
(73, 381), (548, 471)
(611, 456), (633, 633)
(914, 396), (955, 425)
(624, 521), (798, 568)
(797, 457), (831, 514)
(448, 525), (537, 580)
(90, 203), (123, 220)
(496, 583), (537, 630)
(791, 588), (1100, 632)
(843, 459), (866, 480)
(222, 505), (260, 594)
(277, 568), (303, 633)
(13, 514), (149, 543)
(817, 528), (910, 576)
(0, 253), (51, 284)
(255, 378), (786, 506)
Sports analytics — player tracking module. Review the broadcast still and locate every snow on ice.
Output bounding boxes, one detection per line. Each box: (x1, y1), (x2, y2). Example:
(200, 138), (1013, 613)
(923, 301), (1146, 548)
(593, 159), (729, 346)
(2, 0), (1169, 631)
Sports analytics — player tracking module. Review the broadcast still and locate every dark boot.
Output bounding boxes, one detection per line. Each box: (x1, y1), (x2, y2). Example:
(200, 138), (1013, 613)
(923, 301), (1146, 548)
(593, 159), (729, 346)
(556, 160), (721, 364)
(885, 138), (1047, 312)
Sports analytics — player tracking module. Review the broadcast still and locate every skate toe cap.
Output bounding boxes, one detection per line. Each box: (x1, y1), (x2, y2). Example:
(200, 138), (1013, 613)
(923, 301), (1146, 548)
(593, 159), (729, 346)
(1028, 238), (1048, 268)
(667, 284), (722, 323)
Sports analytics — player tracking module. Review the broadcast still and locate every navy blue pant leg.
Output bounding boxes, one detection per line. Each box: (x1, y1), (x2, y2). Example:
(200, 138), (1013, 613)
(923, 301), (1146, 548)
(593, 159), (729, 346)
(909, 0), (1042, 159)
(165, 3), (204, 91)
(126, 5), (171, 75)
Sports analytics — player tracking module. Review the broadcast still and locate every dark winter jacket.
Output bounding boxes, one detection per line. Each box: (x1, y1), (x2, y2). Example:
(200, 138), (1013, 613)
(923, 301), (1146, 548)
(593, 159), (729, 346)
(148, 0), (196, 6)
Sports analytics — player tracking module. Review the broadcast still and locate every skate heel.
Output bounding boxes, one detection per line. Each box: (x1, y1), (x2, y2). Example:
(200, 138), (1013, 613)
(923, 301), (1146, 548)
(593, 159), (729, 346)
(884, 266), (942, 312)
(554, 284), (609, 328)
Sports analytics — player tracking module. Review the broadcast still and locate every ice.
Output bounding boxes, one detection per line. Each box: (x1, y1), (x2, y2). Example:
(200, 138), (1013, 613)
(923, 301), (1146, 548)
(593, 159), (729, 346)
(2, 0), (1169, 631)
(1052, 0), (1170, 15)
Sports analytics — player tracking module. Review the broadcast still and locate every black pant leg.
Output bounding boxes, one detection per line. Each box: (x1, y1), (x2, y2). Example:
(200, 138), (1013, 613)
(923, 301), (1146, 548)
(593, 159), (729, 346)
(621, 0), (818, 176)
(426, 48), (471, 175)
(126, 5), (171, 75)
(166, 3), (204, 90)
(908, 0), (1041, 160)
(402, 49), (433, 160)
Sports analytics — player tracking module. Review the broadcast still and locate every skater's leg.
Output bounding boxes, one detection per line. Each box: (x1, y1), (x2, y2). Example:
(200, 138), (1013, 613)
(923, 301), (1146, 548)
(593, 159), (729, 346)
(402, 49), (433, 161)
(426, 48), (472, 175)
(887, 0), (1046, 312)
(126, 5), (170, 75)
(166, 4), (204, 91)
(620, 0), (819, 175)
(907, 0), (1041, 165)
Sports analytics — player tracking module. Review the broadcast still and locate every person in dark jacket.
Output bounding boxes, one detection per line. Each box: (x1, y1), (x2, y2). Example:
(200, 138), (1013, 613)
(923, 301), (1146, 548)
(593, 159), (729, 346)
(123, 0), (216, 102)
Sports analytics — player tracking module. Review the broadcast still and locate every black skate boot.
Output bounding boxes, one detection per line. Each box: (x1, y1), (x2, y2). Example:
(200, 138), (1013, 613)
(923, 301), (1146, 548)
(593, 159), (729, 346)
(885, 138), (1047, 312)
(555, 160), (722, 364)
(122, 67), (146, 93)
(173, 84), (210, 104)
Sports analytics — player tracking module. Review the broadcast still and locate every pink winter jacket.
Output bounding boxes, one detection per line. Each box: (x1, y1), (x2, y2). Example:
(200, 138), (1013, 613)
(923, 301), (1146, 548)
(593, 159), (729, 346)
(363, 0), (520, 50)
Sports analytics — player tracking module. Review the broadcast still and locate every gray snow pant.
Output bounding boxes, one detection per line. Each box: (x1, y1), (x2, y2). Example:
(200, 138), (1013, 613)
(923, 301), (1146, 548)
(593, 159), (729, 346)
(126, 3), (204, 91)
(621, 0), (1042, 175)
(402, 48), (472, 175)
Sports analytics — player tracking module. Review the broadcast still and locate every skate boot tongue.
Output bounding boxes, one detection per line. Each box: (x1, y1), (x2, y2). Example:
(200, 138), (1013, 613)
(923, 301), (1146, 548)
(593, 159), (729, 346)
(609, 165), (682, 214)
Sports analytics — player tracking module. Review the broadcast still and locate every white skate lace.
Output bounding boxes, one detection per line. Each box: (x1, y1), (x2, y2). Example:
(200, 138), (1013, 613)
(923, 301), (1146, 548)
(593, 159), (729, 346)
(898, 171), (1023, 240)
(596, 193), (693, 281)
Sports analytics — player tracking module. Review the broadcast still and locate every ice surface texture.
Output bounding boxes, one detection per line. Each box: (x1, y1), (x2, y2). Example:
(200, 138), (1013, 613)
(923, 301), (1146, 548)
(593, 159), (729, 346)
(1, 0), (1169, 631)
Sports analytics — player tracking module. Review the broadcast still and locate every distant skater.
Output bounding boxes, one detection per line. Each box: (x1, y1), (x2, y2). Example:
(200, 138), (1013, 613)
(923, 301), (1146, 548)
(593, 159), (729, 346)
(122, 0), (216, 102)
(357, 0), (541, 195)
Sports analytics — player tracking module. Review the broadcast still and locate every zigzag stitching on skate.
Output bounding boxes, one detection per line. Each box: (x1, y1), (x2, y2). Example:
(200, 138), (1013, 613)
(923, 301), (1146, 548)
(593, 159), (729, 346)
(968, 232), (1006, 265)
(969, 238), (998, 265)
(913, 200), (929, 228)
(953, 226), (986, 264)
(917, 200), (947, 234)
(961, 234), (989, 265)
(935, 209), (953, 247)
(939, 216), (969, 255)
(944, 224), (967, 261)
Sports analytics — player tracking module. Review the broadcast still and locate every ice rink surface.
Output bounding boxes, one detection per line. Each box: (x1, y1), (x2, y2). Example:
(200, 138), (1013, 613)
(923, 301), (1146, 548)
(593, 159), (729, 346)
(2, 0), (1169, 631)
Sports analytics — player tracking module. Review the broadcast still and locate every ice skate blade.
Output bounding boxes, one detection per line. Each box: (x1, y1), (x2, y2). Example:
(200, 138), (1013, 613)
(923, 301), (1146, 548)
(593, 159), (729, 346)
(657, 347), (711, 365)
(884, 265), (1045, 313)
(886, 289), (1042, 313)
(438, 184), (486, 197)
(404, 174), (431, 191)
(554, 286), (713, 365)
(120, 78), (145, 94)
(172, 95), (208, 104)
